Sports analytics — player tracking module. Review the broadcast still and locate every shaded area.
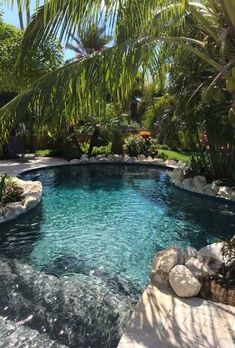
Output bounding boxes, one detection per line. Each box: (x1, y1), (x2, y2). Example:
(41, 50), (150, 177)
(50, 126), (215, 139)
(118, 285), (235, 348)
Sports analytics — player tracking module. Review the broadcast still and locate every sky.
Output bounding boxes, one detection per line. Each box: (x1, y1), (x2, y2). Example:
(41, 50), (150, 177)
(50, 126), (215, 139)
(1, 0), (73, 60)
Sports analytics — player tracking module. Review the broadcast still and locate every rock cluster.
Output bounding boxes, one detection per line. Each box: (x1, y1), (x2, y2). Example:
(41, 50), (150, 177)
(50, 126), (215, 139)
(70, 153), (180, 167)
(151, 242), (230, 298)
(171, 167), (235, 202)
(0, 177), (42, 224)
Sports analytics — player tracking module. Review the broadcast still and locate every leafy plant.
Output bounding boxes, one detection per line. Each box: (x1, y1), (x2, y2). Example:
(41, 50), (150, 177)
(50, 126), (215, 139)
(0, 173), (23, 206)
(123, 134), (158, 157)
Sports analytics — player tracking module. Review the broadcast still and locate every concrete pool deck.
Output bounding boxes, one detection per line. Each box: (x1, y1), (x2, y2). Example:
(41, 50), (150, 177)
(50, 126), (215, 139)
(118, 285), (235, 348)
(0, 157), (69, 176)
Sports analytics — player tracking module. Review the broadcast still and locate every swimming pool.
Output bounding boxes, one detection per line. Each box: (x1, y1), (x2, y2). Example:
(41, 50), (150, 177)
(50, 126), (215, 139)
(0, 164), (234, 347)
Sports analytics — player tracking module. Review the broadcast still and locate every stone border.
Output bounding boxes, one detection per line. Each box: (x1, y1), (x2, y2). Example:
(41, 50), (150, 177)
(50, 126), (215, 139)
(0, 177), (42, 224)
(170, 167), (235, 202)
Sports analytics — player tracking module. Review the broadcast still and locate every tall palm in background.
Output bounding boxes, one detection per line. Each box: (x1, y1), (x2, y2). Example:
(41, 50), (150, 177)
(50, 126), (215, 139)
(66, 23), (111, 62)
(0, 0), (235, 136)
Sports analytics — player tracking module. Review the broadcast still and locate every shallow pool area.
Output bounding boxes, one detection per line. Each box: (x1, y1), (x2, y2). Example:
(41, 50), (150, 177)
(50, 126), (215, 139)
(0, 164), (234, 347)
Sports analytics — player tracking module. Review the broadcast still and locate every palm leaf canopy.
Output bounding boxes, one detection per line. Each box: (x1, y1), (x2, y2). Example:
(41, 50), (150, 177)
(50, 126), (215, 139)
(0, 0), (235, 141)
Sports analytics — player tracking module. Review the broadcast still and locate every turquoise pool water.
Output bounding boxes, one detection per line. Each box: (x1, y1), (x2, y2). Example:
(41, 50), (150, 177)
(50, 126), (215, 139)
(0, 164), (234, 347)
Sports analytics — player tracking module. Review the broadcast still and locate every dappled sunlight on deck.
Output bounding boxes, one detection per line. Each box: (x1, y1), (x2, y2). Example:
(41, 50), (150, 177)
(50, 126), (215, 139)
(118, 285), (235, 348)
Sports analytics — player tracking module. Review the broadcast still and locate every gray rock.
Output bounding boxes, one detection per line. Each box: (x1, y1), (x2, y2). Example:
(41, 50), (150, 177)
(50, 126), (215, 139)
(169, 265), (201, 297)
(126, 157), (137, 163)
(137, 155), (146, 162)
(113, 154), (123, 161)
(218, 186), (235, 201)
(183, 178), (194, 191)
(184, 246), (200, 263)
(96, 154), (106, 160)
(199, 242), (225, 264)
(70, 159), (81, 164)
(80, 154), (89, 161)
(192, 176), (207, 194)
(89, 156), (98, 163)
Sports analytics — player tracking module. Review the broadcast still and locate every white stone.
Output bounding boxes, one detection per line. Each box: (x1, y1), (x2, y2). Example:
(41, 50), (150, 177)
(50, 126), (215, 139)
(126, 157), (137, 163)
(96, 154), (106, 160)
(151, 246), (183, 286)
(147, 156), (153, 162)
(137, 155), (146, 162)
(169, 265), (201, 297)
(170, 168), (184, 184)
(218, 186), (235, 201)
(183, 178), (194, 191)
(203, 184), (216, 197)
(107, 155), (113, 161)
(184, 246), (200, 263)
(80, 154), (89, 161)
(211, 181), (219, 194)
(165, 159), (178, 166)
(185, 257), (211, 279)
(70, 159), (81, 164)
(113, 154), (123, 161)
(89, 156), (97, 163)
(192, 176), (207, 194)
(199, 242), (226, 264)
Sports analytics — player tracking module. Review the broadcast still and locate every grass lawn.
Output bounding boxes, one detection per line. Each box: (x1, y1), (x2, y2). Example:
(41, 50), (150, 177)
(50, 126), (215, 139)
(157, 149), (193, 162)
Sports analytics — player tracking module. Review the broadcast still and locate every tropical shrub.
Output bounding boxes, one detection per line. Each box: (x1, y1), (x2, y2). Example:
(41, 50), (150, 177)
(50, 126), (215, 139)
(123, 133), (158, 157)
(0, 173), (23, 205)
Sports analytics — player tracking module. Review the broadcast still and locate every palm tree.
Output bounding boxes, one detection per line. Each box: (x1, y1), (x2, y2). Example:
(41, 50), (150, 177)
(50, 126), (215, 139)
(1, 0), (235, 141)
(66, 23), (111, 62)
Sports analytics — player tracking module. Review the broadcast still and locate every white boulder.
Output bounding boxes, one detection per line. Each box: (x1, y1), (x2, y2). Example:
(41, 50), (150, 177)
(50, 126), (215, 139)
(192, 176), (207, 194)
(137, 155), (146, 162)
(126, 157), (137, 163)
(151, 246), (183, 286)
(89, 156), (97, 163)
(184, 246), (200, 263)
(70, 159), (81, 164)
(185, 258), (211, 279)
(170, 168), (184, 184)
(80, 154), (89, 162)
(183, 178), (194, 191)
(113, 154), (123, 161)
(218, 186), (235, 201)
(169, 265), (201, 297)
(96, 154), (106, 160)
(199, 242), (226, 264)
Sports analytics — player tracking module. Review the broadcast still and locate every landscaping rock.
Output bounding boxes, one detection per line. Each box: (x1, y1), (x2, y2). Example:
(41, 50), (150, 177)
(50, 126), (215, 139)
(184, 246), (200, 263)
(70, 158), (81, 164)
(80, 154), (89, 162)
(96, 154), (106, 160)
(113, 154), (123, 161)
(165, 159), (178, 166)
(199, 242), (225, 264)
(211, 181), (220, 194)
(192, 175), (207, 194)
(107, 154), (114, 161)
(137, 155), (146, 162)
(170, 168), (184, 184)
(126, 157), (137, 163)
(169, 265), (201, 297)
(0, 178), (42, 224)
(203, 184), (216, 196)
(218, 186), (235, 201)
(89, 156), (98, 163)
(151, 246), (183, 286)
(185, 257), (211, 280)
(183, 178), (194, 191)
